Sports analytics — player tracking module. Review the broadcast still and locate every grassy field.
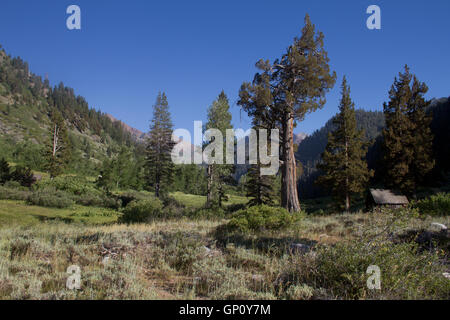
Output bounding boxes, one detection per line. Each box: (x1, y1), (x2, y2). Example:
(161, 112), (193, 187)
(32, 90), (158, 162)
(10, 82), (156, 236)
(171, 192), (247, 208)
(0, 195), (449, 300)
(0, 200), (121, 226)
(0, 191), (248, 227)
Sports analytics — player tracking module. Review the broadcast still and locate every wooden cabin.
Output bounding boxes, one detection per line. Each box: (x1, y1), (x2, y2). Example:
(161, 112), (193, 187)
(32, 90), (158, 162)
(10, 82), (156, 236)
(366, 188), (409, 210)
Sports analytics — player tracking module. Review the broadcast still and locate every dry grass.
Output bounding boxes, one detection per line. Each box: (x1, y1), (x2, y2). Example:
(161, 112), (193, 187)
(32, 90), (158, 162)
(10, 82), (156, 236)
(0, 207), (449, 300)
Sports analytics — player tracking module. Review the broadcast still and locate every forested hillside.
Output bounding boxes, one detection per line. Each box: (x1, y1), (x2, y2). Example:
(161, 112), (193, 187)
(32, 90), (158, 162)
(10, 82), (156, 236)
(297, 99), (450, 199)
(0, 45), (141, 175)
(430, 97), (450, 175)
(296, 110), (385, 198)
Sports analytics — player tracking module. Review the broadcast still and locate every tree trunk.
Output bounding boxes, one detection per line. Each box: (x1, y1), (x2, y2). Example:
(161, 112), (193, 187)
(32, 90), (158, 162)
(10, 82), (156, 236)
(345, 140), (350, 212)
(52, 124), (58, 157)
(218, 184), (222, 208)
(206, 165), (212, 207)
(281, 114), (301, 212)
(155, 182), (160, 198)
(345, 191), (350, 212)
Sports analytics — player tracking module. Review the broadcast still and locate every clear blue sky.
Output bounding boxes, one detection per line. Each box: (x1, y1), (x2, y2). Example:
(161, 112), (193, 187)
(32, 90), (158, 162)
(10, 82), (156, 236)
(1, 0), (449, 135)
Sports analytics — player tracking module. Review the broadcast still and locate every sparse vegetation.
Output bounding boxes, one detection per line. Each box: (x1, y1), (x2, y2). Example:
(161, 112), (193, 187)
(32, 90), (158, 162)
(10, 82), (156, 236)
(227, 205), (305, 233)
(120, 198), (163, 223)
(0, 205), (448, 300)
(414, 193), (450, 217)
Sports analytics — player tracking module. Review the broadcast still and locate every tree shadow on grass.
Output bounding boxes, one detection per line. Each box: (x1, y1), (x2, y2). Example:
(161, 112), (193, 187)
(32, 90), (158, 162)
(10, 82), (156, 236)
(35, 215), (73, 224)
(212, 224), (317, 256)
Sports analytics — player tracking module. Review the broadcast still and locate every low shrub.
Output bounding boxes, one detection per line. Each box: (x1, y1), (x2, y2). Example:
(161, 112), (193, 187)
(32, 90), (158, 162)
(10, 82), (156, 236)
(72, 194), (121, 209)
(114, 190), (149, 207)
(0, 185), (32, 201)
(225, 203), (246, 215)
(285, 284), (314, 300)
(227, 205), (305, 233)
(161, 195), (186, 218)
(187, 207), (225, 220)
(120, 198), (163, 223)
(3, 180), (26, 190)
(27, 188), (74, 208)
(36, 176), (101, 196)
(414, 193), (450, 216)
(280, 240), (450, 300)
(164, 233), (204, 274)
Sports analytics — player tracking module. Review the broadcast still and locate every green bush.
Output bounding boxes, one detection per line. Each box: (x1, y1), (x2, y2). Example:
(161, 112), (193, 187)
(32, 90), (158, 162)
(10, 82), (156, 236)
(0, 186), (31, 201)
(160, 195), (187, 218)
(35, 176), (121, 209)
(227, 205), (305, 233)
(285, 284), (314, 300)
(281, 240), (450, 299)
(3, 180), (24, 189)
(72, 193), (121, 209)
(120, 198), (163, 223)
(114, 191), (149, 207)
(36, 176), (101, 196)
(27, 188), (74, 208)
(414, 193), (450, 216)
(187, 207), (225, 220)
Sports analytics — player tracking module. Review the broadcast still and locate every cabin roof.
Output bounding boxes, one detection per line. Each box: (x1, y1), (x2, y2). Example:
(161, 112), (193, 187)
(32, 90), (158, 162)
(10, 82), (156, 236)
(369, 189), (409, 205)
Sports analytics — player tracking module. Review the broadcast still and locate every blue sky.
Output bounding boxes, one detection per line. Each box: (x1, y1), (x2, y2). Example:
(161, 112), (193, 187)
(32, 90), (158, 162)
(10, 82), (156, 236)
(1, 0), (449, 136)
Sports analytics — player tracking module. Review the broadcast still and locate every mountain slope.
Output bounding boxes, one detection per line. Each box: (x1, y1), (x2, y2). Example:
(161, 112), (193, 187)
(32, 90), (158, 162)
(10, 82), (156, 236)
(296, 110), (385, 198)
(429, 97), (450, 175)
(296, 100), (450, 199)
(105, 113), (148, 142)
(296, 110), (385, 169)
(0, 45), (143, 174)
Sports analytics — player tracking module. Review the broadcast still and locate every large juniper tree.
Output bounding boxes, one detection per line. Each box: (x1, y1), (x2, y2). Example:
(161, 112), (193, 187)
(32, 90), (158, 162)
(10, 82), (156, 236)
(46, 110), (71, 178)
(205, 91), (233, 208)
(238, 14), (336, 212)
(145, 92), (175, 198)
(382, 66), (434, 195)
(317, 77), (373, 211)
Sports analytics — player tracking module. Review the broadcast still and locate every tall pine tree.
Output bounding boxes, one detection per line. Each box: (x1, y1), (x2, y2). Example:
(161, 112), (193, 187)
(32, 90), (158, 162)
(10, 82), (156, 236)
(382, 65), (434, 195)
(317, 77), (373, 211)
(145, 92), (175, 198)
(205, 91), (233, 208)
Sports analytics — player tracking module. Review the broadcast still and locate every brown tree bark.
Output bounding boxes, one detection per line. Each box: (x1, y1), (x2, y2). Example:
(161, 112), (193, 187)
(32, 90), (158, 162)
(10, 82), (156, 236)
(281, 114), (301, 212)
(155, 182), (160, 198)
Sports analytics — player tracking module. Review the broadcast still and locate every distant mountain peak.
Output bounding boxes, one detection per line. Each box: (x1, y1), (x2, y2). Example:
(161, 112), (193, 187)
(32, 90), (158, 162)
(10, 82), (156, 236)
(294, 132), (308, 145)
(105, 114), (147, 141)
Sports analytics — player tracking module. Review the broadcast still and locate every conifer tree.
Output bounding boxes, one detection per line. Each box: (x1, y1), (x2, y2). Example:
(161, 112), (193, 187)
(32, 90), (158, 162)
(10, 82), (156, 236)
(46, 110), (71, 178)
(205, 91), (233, 208)
(238, 14), (336, 212)
(245, 124), (277, 206)
(317, 77), (373, 211)
(382, 66), (434, 195)
(0, 158), (11, 184)
(97, 146), (141, 191)
(145, 92), (175, 198)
